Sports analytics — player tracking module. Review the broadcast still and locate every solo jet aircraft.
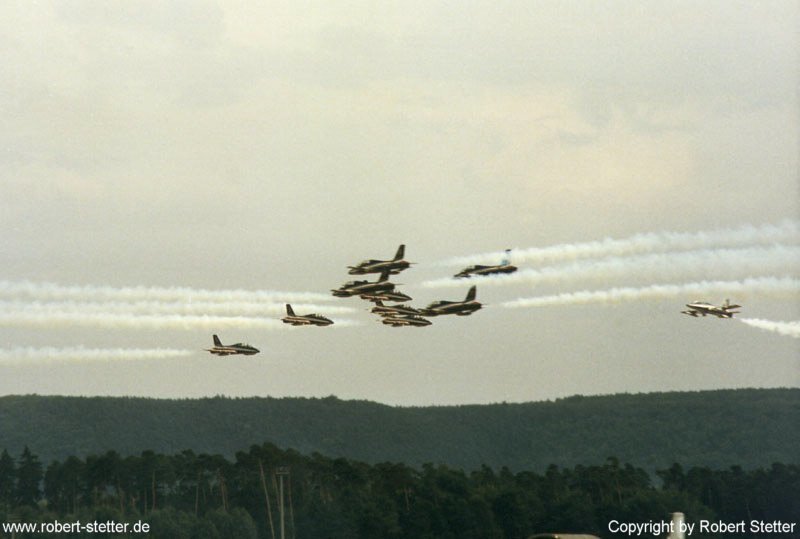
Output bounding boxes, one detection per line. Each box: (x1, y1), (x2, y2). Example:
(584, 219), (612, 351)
(360, 290), (413, 303)
(370, 301), (421, 318)
(206, 335), (259, 356)
(381, 315), (432, 327)
(420, 285), (482, 316)
(681, 299), (742, 318)
(282, 304), (334, 326)
(332, 270), (396, 298)
(455, 249), (517, 278)
(348, 244), (411, 275)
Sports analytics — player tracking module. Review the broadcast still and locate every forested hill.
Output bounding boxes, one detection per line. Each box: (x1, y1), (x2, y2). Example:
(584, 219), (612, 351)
(0, 388), (797, 471)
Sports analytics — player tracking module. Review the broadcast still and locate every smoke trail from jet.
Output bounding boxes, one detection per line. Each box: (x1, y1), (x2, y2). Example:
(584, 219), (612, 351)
(441, 220), (800, 267)
(423, 245), (800, 289)
(738, 319), (800, 339)
(0, 347), (194, 364)
(0, 310), (361, 330)
(501, 277), (800, 309)
(0, 299), (355, 317)
(0, 280), (335, 304)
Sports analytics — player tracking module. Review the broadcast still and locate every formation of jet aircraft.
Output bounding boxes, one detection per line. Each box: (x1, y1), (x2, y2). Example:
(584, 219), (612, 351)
(200, 244), (509, 346)
(206, 335), (260, 356)
(454, 249), (518, 278)
(335, 245), (436, 327)
(282, 304), (334, 326)
(348, 244), (411, 275)
(681, 299), (741, 318)
(421, 285), (482, 317)
(203, 243), (751, 351)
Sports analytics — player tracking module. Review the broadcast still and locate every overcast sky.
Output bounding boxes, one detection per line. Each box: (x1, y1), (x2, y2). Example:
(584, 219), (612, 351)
(1, 1), (798, 405)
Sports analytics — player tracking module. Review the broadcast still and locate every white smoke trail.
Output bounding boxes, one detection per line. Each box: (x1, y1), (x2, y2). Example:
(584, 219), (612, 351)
(0, 347), (194, 364)
(738, 319), (800, 339)
(0, 311), (361, 330)
(423, 245), (800, 289)
(0, 280), (335, 304)
(0, 299), (354, 317)
(502, 277), (800, 309)
(441, 220), (800, 267)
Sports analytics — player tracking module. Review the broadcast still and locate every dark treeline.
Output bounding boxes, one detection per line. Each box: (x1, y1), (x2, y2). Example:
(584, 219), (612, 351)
(1, 388), (798, 472)
(0, 444), (797, 539)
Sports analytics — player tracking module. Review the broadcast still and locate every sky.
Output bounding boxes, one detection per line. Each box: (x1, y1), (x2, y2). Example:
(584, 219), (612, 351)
(1, 1), (798, 405)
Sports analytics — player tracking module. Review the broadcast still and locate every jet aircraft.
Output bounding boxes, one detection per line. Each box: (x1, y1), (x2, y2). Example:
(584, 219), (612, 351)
(206, 335), (259, 356)
(348, 244), (411, 275)
(370, 301), (421, 318)
(381, 315), (432, 327)
(681, 299), (742, 318)
(332, 270), (396, 297)
(282, 304), (334, 326)
(420, 285), (482, 316)
(454, 249), (517, 278)
(359, 290), (413, 303)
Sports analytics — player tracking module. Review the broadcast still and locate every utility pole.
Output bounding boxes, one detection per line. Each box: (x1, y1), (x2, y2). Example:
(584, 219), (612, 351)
(275, 466), (290, 539)
(259, 460), (276, 539)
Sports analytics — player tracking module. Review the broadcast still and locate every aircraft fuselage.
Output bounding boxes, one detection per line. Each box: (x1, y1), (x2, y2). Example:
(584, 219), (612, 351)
(381, 315), (431, 327)
(282, 315), (333, 326)
(360, 291), (412, 303)
(348, 260), (410, 275)
(347, 244), (411, 275)
(207, 344), (259, 356)
(455, 264), (518, 278)
(682, 300), (741, 318)
(421, 301), (482, 316)
(332, 279), (396, 297)
(372, 304), (421, 317)
(206, 335), (259, 356)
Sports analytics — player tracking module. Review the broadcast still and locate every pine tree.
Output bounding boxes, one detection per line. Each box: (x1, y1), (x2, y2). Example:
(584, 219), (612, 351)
(0, 449), (15, 510)
(15, 446), (42, 507)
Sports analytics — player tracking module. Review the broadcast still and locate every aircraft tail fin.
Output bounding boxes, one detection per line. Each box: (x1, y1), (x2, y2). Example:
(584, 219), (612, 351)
(465, 285), (477, 302)
(378, 270), (390, 282)
(213, 335), (222, 347)
(286, 304), (295, 316)
(394, 244), (405, 260)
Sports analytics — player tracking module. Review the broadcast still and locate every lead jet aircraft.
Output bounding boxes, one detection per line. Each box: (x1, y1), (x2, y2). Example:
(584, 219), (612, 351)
(681, 299), (741, 318)
(206, 335), (260, 356)
(359, 290), (413, 303)
(348, 244), (411, 275)
(381, 315), (432, 327)
(420, 285), (482, 316)
(370, 300), (421, 318)
(331, 270), (396, 298)
(454, 249), (517, 278)
(282, 304), (334, 326)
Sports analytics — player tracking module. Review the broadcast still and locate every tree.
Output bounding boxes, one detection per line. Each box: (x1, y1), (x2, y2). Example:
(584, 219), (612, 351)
(85, 450), (123, 508)
(15, 446), (42, 507)
(0, 450), (14, 510)
(208, 508), (258, 539)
